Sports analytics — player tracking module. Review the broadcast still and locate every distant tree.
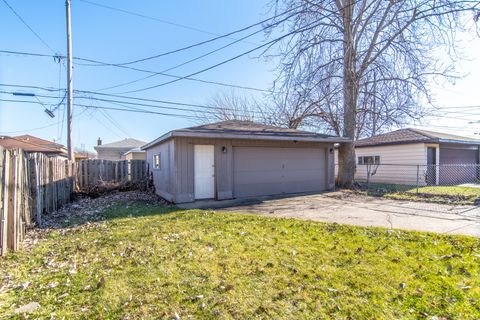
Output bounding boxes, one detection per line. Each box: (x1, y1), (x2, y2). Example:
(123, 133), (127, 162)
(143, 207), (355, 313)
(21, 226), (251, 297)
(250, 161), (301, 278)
(197, 91), (258, 123)
(264, 0), (480, 187)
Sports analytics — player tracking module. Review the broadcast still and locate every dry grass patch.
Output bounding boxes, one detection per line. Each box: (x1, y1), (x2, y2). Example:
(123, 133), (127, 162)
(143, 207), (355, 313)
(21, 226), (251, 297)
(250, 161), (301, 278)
(1, 201), (479, 319)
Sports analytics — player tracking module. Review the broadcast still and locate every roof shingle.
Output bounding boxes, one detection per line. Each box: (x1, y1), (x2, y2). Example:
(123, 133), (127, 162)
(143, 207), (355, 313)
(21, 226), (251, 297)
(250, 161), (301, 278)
(356, 128), (480, 147)
(0, 135), (67, 154)
(143, 120), (347, 149)
(177, 120), (335, 138)
(95, 138), (146, 150)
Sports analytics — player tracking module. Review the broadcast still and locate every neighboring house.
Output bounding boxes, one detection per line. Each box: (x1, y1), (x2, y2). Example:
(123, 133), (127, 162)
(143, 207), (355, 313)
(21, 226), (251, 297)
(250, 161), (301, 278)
(122, 147), (146, 160)
(74, 150), (96, 161)
(142, 120), (347, 203)
(355, 128), (480, 185)
(94, 138), (146, 161)
(0, 134), (68, 158)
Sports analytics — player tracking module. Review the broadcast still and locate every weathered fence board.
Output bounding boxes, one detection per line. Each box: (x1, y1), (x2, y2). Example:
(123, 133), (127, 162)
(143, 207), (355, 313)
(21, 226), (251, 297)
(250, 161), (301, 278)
(76, 159), (148, 190)
(0, 149), (148, 255)
(0, 147), (76, 255)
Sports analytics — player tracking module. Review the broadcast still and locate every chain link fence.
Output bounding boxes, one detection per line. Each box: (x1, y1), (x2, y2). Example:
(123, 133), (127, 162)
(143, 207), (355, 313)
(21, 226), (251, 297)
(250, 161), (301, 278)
(347, 164), (480, 206)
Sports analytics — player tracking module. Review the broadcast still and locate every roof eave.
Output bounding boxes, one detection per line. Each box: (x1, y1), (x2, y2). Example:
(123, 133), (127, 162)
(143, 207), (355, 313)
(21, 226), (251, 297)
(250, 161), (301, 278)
(356, 138), (480, 148)
(142, 131), (349, 149)
(437, 138), (480, 145)
(95, 146), (142, 150)
(141, 132), (174, 150)
(355, 139), (433, 148)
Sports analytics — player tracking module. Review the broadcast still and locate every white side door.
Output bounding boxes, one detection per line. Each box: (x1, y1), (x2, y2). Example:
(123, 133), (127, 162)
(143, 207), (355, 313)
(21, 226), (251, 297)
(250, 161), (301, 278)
(194, 145), (215, 199)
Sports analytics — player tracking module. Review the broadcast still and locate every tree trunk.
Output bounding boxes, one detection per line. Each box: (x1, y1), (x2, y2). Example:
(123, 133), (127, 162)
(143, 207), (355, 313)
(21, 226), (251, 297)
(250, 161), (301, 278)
(337, 0), (357, 188)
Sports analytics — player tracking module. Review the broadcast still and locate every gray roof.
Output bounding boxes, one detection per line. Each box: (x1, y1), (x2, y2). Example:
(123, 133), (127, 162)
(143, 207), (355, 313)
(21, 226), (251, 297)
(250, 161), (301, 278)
(356, 128), (480, 147)
(143, 120), (348, 149)
(95, 138), (146, 150)
(123, 147), (146, 155)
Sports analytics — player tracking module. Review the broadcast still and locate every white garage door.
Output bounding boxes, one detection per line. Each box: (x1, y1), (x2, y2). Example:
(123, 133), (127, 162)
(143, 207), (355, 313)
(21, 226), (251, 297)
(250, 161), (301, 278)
(233, 147), (327, 198)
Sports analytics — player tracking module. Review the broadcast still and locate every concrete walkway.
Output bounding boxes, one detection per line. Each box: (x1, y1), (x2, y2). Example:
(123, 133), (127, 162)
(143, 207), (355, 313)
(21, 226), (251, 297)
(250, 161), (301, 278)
(178, 192), (480, 237)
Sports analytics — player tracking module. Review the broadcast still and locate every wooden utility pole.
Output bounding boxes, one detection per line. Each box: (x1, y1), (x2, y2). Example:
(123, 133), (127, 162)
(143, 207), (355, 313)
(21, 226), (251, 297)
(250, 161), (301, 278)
(66, 0), (74, 160)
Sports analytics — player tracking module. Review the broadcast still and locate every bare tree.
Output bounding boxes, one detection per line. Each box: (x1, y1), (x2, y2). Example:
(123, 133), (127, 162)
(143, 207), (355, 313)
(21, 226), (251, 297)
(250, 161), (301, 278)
(264, 0), (479, 187)
(197, 90), (259, 123)
(199, 90), (323, 129)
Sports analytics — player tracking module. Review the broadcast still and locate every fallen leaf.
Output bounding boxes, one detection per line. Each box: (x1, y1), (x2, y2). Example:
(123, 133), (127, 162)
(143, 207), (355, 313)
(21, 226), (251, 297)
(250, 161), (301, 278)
(96, 277), (105, 289)
(14, 302), (40, 314)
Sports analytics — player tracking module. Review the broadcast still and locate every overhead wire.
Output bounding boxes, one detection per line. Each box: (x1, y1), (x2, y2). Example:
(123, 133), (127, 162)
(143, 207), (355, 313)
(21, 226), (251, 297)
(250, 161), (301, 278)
(85, 108), (125, 139)
(76, 92), (134, 137)
(99, 109), (132, 137)
(96, 27), (267, 92)
(0, 98), (203, 120)
(0, 6), (314, 95)
(97, 8), (300, 92)
(3, 84), (479, 124)
(0, 49), (270, 93)
(0, 89), (219, 114)
(115, 19), (323, 94)
(0, 108), (88, 135)
(1, 0), (57, 54)
(78, 0), (258, 45)
(0, 85), (252, 113)
(88, 2), (303, 67)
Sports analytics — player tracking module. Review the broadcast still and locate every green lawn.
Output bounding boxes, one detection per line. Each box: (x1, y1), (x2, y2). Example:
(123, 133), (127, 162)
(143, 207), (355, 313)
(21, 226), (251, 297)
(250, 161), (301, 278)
(1, 202), (479, 319)
(363, 183), (480, 205)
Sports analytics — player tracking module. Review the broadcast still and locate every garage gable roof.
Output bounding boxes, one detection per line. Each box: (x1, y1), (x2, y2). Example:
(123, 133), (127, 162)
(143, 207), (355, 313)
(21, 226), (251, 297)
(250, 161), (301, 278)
(143, 120), (348, 149)
(356, 128), (480, 147)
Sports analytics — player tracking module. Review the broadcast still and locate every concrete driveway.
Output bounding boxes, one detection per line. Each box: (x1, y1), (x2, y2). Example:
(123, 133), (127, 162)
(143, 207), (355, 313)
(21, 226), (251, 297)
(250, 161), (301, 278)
(178, 191), (480, 237)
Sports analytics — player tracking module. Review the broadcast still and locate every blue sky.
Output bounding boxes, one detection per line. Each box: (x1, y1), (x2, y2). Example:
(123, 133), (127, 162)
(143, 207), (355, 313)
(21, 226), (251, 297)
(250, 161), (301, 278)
(1, 0), (479, 152)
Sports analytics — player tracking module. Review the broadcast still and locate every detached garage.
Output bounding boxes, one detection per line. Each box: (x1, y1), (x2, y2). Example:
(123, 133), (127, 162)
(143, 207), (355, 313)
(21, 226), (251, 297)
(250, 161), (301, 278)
(142, 120), (347, 203)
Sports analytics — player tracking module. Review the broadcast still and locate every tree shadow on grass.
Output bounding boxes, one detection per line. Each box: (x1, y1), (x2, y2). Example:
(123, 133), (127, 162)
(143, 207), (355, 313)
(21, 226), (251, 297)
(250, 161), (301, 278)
(39, 191), (184, 230)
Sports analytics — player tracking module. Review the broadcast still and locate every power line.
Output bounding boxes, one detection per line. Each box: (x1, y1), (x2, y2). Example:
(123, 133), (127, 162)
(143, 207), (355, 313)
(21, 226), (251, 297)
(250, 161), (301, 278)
(0, 87), (271, 119)
(118, 19), (322, 94)
(99, 4), (302, 67)
(0, 108), (88, 135)
(0, 89), (216, 114)
(99, 109), (132, 137)
(3, 84), (479, 123)
(78, 0), (258, 45)
(97, 9), (299, 92)
(0, 49), (270, 93)
(0, 85), (244, 113)
(76, 95), (218, 115)
(1, 121), (62, 135)
(1, 0), (57, 54)
(0, 98), (202, 120)
(96, 26), (266, 92)
(85, 108), (125, 140)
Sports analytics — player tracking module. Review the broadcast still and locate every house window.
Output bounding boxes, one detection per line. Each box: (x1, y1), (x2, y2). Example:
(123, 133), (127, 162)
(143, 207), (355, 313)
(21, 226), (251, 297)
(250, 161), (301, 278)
(358, 156), (380, 165)
(153, 153), (161, 169)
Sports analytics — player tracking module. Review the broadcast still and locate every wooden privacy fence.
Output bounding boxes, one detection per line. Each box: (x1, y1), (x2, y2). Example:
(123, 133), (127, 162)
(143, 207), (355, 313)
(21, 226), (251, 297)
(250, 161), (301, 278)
(76, 159), (148, 190)
(0, 147), (75, 255)
(0, 148), (148, 255)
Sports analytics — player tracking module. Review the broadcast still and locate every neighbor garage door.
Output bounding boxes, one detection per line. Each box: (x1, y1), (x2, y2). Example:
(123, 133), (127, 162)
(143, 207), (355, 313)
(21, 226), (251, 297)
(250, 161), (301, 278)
(439, 147), (478, 185)
(233, 147), (326, 198)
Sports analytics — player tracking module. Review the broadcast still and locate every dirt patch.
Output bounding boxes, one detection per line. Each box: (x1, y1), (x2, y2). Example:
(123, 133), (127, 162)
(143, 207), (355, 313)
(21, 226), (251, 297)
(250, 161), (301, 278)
(384, 191), (480, 205)
(76, 179), (154, 198)
(22, 191), (168, 251)
(324, 189), (378, 202)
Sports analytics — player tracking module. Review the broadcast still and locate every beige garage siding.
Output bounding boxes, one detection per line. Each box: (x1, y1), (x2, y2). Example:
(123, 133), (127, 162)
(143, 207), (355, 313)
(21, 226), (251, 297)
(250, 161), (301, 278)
(233, 147), (327, 198)
(173, 137), (335, 203)
(355, 143), (428, 185)
(146, 140), (175, 201)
